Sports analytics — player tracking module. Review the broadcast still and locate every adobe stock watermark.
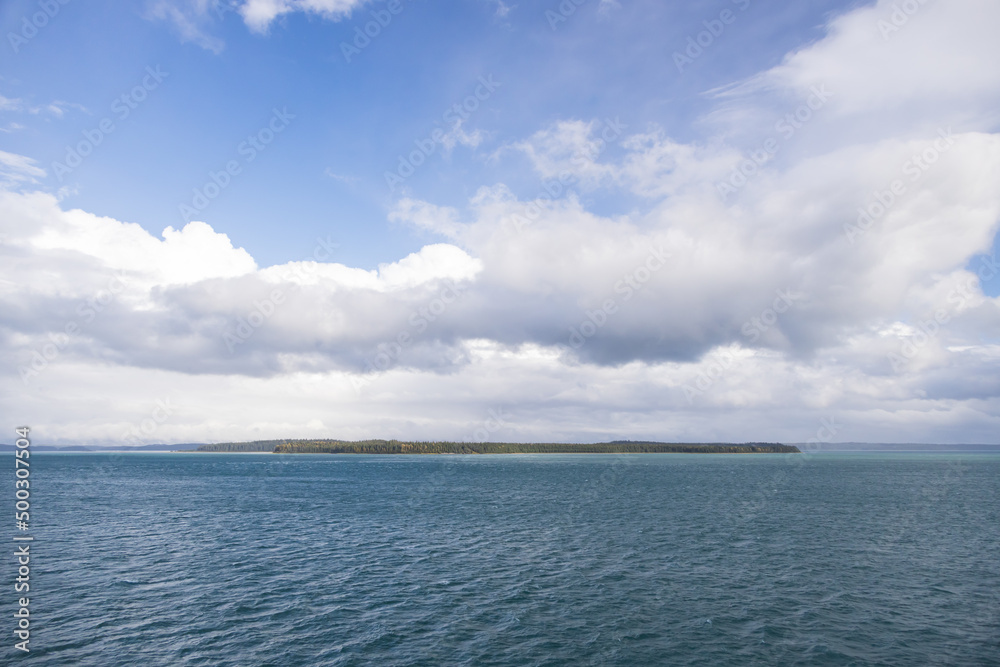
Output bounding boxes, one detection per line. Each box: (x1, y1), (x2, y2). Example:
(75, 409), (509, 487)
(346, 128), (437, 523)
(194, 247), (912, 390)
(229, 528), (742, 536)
(681, 346), (741, 405)
(886, 258), (996, 372)
(12, 426), (32, 653)
(7, 0), (72, 54)
(506, 116), (626, 235)
(734, 417), (839, 527)
(545, 0), (603, 30)
(180, 107), (294, 222)
(567, 244), (671, 349)
(844, 127), (955, 244)
(403, 406), (511, 507)
(223, 290), (286, 353)
(877, 0), (933, 40)
(209, 0), (237, 20)
(684, 288), (801, 403)
(800, 416), (841, 455)
(350, 280), (467, 392)
(974, 251), (999, 288)
(121, 398), (175, 447)
(222, 235), (340, 352)
(673, 0), (752, 74)
(716, 85), (833, 199)
(385, 75), (501, 192)
(868, 456), (967, 565)
(19, 271), (129, 383)
(284, 235), (341, 276)
(51, 66), (168, 182)
(505, 172), (576, 235)
(740, 289), (799, 343)
(340, 0), (408, 63)
(561, 451), (635, 529)
(467, 407), (511, 443)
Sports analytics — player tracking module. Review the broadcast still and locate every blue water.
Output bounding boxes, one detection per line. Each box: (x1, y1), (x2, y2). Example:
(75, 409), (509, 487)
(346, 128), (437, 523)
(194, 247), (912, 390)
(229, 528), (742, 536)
(4, 452), (999, 665)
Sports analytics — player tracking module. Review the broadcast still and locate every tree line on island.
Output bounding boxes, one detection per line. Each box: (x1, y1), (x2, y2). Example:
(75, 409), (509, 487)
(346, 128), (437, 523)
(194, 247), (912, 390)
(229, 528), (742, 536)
(196, 439), (801, 454)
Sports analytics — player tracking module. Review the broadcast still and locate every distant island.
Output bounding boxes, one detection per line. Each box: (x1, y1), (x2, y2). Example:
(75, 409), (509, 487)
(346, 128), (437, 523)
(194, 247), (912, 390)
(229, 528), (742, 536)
(196, 439), (801, 454)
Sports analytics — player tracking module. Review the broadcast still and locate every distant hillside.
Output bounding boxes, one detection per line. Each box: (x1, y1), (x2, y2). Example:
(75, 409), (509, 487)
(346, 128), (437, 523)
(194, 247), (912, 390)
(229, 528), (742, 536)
(267, 440), (801, 455)
(0, 444), (94, 452)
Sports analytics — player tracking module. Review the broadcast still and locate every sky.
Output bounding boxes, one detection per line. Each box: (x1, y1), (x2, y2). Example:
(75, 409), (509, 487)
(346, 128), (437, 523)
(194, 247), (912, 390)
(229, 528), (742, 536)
(1, 0), (999, 446)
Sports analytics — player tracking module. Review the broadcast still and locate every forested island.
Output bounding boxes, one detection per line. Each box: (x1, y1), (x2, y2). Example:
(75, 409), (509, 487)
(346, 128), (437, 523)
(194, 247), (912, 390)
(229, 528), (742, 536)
(196, 440), (284, 452)
(196, 440), (800, 454)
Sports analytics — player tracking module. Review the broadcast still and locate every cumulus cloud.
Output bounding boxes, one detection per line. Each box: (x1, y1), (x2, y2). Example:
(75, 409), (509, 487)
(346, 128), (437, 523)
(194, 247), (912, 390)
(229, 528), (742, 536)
(3, 191), (256, 289)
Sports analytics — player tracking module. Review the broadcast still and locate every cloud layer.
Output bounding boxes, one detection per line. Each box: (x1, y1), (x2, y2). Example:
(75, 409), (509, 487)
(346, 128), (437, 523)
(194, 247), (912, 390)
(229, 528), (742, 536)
(4, 0), (1000, 445)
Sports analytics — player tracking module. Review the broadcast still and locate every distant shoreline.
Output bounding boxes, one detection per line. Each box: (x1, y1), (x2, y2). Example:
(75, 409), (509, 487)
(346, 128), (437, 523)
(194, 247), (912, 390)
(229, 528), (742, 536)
(195, 440), (801, 455)
(5, 442), (1000, 453)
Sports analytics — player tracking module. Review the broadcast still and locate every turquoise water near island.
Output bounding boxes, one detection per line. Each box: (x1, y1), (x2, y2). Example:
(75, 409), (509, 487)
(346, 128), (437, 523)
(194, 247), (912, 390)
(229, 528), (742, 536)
(7, 452), (999, 665)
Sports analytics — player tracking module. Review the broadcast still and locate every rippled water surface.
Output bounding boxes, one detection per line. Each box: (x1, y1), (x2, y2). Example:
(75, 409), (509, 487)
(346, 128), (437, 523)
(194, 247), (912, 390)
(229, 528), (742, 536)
(6, 452), (999, 665)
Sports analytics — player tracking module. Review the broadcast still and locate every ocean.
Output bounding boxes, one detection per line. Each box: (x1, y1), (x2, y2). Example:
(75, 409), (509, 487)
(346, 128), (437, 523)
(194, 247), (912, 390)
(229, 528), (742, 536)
(6, 452), (999, 665)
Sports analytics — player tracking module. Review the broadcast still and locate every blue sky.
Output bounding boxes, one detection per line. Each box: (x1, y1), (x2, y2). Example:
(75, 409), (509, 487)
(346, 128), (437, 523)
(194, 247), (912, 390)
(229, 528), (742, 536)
(2, 0), (999, 445)
(3, 0), (853, 268)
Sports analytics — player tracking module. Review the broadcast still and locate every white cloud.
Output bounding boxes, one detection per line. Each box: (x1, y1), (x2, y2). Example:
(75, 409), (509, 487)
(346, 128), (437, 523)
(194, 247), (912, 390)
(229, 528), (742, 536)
(509, 119), (620, 189)
(6, 192), (257, 288)
(0, 150), (46, 185)
(440, 118), (487, 153)
(240, 0), (366, 31)
(510, 120), (741, 198)
(0, 95), (22, 112)
(0, 93), (86, 118)
(260, 242), (481, 291)
(389, 198), (465, 240)
(493, 1), (513, 19)
(323, 168), (358, 186)
(2, 174), (997, 444)
(721, 0), (1000, 137)
(147, 0), (368, 47)
(147, 0), (227, 53)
